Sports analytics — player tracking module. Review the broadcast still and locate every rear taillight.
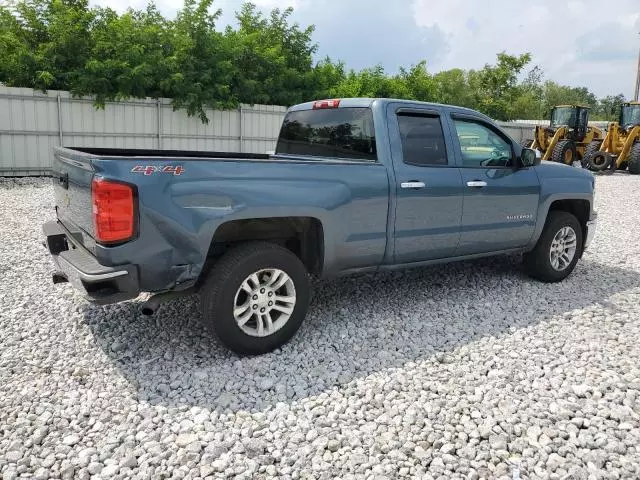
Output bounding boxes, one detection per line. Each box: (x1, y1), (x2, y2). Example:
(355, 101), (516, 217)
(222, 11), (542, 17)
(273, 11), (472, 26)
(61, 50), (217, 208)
(91, 177), (135, 244)
(313, 99), (341, 109)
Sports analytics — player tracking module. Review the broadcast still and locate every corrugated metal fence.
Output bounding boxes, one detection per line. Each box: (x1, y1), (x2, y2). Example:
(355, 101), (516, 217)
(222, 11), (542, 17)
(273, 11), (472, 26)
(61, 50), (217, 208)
(1, 85), (596, 176)
(0, 86), (286, 176)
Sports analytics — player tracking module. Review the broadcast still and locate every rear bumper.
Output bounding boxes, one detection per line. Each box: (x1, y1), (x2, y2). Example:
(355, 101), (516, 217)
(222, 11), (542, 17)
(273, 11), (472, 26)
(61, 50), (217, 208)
(584, 211), (597, 250)
(42, 220), (139, 305)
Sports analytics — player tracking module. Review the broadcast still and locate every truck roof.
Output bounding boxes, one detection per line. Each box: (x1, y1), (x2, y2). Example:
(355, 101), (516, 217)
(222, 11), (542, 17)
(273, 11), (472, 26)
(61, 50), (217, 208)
(288, 98), (492, 121)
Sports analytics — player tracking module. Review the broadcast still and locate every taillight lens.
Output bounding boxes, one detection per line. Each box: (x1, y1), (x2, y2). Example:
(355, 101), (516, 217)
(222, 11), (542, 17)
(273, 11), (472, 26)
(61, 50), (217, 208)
(92, 177), (135, 244)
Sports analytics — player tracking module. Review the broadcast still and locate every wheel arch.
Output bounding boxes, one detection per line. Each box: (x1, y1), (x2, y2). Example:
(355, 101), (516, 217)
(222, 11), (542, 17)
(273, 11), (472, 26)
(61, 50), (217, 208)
(198, 216), (325, 285)
(528, 196), (592, 254)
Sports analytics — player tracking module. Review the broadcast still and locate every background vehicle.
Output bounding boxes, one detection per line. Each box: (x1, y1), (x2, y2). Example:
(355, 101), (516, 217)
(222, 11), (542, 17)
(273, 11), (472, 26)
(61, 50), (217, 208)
(585, 102), (640, 173)
(43, 98), (597, 355)
(525, 105), (603, 166)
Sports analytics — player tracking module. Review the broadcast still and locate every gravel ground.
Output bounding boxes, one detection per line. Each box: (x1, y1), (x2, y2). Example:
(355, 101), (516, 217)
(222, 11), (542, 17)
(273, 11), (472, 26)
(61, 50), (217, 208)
(1, 175), (640, 480)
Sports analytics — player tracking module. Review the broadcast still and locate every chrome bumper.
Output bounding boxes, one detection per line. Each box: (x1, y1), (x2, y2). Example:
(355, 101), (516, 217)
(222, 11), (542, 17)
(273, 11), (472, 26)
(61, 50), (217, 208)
(584, 211), (597, 250)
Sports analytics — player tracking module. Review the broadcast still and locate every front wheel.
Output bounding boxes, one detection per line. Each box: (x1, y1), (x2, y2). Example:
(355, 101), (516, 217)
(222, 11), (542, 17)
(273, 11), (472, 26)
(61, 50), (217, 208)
(523, 211), (583, 283)
(200, 242), (310, 355)
(551, 140), (577, 165)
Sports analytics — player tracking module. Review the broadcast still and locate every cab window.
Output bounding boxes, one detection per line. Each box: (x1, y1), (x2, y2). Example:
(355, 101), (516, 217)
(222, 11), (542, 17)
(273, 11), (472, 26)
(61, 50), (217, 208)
(453, 119), (513, 167)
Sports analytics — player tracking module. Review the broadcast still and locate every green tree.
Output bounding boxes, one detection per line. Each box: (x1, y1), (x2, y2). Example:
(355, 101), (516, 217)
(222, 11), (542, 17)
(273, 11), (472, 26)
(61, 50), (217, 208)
(73, 4), (176, 106)
(225, 3), (317, 107)
(542, 81), (598, 118)
(596, 94), (626, 121)
(432, 68), (476, 109)
(165, 0), (235, 122)
(0, 0), (95, 90)
(510, 65), (545, 119)
(308, 56), (346, 99)
(472, 52), (532, 120)
(329, 65), (398, 98)
(394, 61), (437, 102)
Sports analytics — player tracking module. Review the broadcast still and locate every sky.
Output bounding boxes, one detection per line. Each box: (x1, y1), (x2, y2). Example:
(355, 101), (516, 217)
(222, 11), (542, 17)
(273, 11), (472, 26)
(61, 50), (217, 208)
(92, 0), (640, 98)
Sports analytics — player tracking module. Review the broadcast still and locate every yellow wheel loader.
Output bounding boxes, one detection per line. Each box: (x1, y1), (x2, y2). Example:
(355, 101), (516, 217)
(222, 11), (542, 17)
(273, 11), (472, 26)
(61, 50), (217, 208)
(584, 102), (640, 173)
(525, 105), (603, 166)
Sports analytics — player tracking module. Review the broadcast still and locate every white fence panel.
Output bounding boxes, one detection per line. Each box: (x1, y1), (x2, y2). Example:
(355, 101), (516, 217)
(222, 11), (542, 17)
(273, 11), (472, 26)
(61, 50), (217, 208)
(0, 86), (287, 176)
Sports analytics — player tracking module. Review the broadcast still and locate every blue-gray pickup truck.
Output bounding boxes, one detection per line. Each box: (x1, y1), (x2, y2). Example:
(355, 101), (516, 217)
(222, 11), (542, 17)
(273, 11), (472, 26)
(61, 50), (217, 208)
(43, 98), (597, 354)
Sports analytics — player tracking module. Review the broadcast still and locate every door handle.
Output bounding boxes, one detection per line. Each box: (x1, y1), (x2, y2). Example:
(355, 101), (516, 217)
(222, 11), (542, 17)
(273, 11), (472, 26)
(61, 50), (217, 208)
(401, 181), (426, 189)
(466, 180), (487, 188)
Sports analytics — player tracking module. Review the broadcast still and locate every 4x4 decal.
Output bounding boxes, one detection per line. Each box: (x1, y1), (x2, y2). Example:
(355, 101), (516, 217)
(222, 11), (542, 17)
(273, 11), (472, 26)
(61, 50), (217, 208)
(131, 165), (184, 176)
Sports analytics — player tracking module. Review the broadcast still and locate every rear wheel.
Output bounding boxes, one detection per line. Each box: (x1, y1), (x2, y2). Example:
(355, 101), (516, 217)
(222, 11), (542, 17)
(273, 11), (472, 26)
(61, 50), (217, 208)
(582, 140), (602, 169)
(524, 211), (583, 283)
(629, 142), (640, 174)
(551, 140), (577, 165)
(200, 241), (310, 355)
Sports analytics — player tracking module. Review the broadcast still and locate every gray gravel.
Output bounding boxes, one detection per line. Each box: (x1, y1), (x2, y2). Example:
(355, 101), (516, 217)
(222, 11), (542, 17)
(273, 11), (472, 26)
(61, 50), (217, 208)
(2, 174), (640, 479)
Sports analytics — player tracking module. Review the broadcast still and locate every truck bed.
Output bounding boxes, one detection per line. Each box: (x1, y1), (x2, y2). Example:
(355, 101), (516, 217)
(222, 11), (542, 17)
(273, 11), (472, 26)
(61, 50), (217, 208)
(49, 144), (391, 297)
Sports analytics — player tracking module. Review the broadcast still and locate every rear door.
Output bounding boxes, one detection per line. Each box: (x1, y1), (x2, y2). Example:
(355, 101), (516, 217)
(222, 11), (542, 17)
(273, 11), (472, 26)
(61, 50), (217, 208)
(387, 104), (463, 263)
(448, 113), (540, 255)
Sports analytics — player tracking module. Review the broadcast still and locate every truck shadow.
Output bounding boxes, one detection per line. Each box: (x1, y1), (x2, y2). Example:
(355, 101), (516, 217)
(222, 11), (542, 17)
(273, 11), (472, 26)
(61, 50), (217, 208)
(82, 255), (640, 413)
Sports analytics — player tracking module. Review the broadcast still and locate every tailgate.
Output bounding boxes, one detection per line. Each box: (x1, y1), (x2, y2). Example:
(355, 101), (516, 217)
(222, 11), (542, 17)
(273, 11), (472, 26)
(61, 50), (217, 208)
(52, 147), (95, 244)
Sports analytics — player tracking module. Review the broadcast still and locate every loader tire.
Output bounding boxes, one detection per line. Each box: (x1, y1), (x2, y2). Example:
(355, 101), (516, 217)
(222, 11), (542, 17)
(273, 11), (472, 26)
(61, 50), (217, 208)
(551, 140), (577, 165)
(587, 152), (613, 172)
(629, 142), (640, 175)
(582, 140), (602, 169)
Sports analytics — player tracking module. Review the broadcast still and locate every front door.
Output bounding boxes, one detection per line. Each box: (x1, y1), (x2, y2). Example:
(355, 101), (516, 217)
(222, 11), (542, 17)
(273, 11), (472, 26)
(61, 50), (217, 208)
(389, 106), (464, 264)
(450, 115), (541, 255)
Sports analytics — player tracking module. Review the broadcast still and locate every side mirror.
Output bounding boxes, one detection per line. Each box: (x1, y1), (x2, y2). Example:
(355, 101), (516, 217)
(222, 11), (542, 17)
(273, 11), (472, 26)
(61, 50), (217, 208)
(520, 148), (539, 168)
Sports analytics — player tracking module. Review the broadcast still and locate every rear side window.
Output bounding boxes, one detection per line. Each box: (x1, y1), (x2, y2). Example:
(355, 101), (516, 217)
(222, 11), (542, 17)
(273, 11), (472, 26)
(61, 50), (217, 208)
(275, 107), (377, 161)
(398, 114), (448, 166)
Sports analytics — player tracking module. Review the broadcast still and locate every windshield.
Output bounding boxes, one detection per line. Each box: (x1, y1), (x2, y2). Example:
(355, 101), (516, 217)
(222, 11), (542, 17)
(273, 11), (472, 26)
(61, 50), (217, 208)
(550, 107), (576, 127)
(621, 105), (640, 128)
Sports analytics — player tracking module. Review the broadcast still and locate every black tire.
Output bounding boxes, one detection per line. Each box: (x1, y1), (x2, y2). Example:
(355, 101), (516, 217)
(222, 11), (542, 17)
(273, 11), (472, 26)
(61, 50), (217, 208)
(200, 241), (310, 355)
(629, 142), (640, 174)
(587, 151), (613, 172)
(582, 140), (602, 168)
(523, 211), (583, 283)
(551, 140), (577, 165)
